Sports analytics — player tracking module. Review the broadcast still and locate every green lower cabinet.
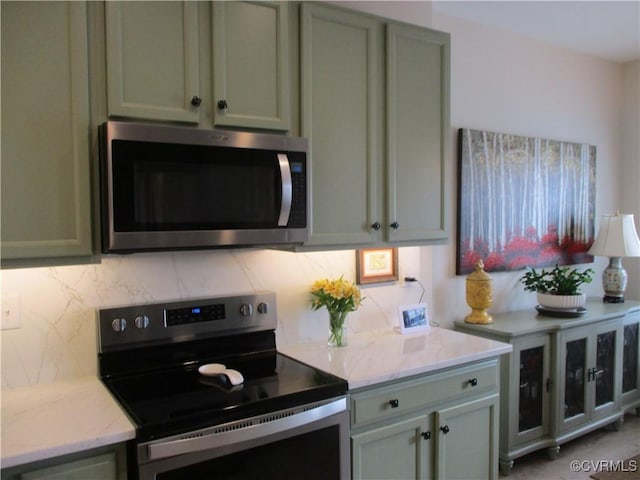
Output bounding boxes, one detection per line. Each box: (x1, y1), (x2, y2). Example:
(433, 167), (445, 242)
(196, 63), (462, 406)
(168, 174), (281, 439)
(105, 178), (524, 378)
(436, 394), (499, 480)
(19, 453), (117, 480)
(350, 360), (500, 480)
(2, 445), (127, 480)
(621, 313), (640, 411)
(455, 301), (640, 476)
(352, 414), (430, 480)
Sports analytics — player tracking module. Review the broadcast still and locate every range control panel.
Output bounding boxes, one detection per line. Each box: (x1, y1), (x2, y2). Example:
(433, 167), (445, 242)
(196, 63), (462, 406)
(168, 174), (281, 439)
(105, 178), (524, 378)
(97, 291), (276, 352)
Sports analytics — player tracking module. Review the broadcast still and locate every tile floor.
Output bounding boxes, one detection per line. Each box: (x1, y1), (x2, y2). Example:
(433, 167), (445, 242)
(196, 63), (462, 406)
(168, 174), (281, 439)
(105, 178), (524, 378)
(505, 411), (640, 479)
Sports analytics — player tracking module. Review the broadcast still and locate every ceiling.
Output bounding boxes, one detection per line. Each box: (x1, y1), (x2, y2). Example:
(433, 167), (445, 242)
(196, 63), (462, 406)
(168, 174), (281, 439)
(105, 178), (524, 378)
(432, 1), (640, 63)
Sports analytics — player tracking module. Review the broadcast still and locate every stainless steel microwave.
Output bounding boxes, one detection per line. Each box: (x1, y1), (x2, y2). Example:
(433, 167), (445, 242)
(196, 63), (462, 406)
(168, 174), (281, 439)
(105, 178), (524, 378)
(98, 121), (308, 253)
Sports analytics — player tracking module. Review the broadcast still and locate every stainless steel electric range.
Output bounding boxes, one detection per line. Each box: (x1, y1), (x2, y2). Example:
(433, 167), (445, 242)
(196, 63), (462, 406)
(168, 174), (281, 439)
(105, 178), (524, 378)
(97, 291), (349, 480)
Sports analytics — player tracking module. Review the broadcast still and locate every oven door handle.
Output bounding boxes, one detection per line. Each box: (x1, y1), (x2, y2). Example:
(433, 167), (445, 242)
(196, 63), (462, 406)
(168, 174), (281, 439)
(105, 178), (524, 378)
(146, 397), (347, 461)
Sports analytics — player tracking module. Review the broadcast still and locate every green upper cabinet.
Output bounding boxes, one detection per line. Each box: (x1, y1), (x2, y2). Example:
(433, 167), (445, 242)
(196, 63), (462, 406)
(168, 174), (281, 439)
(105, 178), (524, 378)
(386, 24), (450, 243)
(301, 3), (380, 246)
(105, 1), (200, 123)
(212, 1), (290, 131)
(300, 3), (450, 248)
(1, 1), (93, 264)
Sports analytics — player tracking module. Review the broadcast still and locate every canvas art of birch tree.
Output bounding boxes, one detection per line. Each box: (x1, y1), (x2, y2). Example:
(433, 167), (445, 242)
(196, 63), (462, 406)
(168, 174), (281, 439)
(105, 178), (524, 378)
(456, 128), (596, 275)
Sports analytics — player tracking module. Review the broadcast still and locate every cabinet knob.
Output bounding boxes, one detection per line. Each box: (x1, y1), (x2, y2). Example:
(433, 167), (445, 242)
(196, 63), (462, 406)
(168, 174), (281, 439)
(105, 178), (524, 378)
(440, 425), (450, 434)
(217, 99), (228, 110)
(390, 221), (400, 230)
(388, 399), (399, 408)
(371, 222), (381, 231)
(468, 378), (478, 387)
(190, 96), (202, 107)
(421, 431), (431, 440)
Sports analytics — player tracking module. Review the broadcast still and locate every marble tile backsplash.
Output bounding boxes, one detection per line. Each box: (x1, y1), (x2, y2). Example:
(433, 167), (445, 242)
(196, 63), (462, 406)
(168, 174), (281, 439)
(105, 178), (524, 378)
(0, 247), (424, 389)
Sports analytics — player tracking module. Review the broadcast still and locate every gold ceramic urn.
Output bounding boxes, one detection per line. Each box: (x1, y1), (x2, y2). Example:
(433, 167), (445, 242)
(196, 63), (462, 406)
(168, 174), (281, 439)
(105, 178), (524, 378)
(465, 260), (493, 324)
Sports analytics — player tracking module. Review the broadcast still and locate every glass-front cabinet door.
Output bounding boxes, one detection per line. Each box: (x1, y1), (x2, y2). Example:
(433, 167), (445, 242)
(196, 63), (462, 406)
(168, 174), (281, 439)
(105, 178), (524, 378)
(594, 330), (616, 408)
(563, 337), (587, 423)
(621, 314), (640, 410)
(509, 334), (551, 448)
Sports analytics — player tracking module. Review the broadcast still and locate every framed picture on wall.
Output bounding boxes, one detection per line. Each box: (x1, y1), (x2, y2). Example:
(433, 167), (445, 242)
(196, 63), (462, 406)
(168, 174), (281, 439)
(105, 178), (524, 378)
(456, 128), (596, 275)
(356, 247), (398, 285)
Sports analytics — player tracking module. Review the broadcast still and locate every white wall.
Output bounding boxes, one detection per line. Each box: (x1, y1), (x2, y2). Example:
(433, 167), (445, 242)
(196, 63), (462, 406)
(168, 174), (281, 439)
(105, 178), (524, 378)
(429, 11), (637, 317)
(620, 61), (640, 300)
(1, 1), (634, 389)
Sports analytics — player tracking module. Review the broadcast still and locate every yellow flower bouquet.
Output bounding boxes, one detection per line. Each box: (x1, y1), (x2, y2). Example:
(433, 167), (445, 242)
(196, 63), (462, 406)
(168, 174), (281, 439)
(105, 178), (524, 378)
(311, 276), (363, 347)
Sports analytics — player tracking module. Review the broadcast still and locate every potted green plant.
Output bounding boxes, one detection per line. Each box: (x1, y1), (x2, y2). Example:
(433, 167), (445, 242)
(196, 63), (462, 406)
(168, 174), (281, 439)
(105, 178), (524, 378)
(520, 264), (594, 309)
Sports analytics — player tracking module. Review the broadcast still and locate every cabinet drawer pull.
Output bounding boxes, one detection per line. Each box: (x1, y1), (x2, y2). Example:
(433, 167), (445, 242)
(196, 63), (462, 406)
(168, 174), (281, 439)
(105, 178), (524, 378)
(390, 221), (400, 230)
(421, 431), (431, 440)
(371, 222), (381, 231)
(468, 378), (478, 387)
(217, 99), (228, 110)
(440, 425), (450, 434)
(190, 96), (202, 107)
(388, 399), (399, 408)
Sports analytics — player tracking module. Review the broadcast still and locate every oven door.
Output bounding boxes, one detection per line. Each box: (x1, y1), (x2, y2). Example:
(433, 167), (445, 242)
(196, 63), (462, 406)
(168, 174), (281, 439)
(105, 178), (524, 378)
(136, 397), (350, 480)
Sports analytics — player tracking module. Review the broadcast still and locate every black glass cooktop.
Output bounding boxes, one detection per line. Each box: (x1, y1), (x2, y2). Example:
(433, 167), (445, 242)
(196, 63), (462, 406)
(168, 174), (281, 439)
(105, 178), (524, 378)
(102, 350), (347, 441)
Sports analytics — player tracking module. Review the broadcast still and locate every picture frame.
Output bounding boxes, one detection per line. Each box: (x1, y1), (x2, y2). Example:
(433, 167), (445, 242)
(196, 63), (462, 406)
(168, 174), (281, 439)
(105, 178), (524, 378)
(356, 247), (398, 285)
(456, 128), (595, 275)
(398, 303), (429, 333)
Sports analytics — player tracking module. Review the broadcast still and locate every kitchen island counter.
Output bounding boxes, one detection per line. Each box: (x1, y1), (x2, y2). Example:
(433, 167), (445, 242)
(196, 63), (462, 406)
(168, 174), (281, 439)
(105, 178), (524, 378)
(279, 326), (512, 390)
(1, 376), (135, 469)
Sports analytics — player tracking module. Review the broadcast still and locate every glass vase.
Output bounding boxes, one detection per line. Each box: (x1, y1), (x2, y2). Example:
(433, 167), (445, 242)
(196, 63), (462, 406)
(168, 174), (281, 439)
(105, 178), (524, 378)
(328, 310), (348, 347)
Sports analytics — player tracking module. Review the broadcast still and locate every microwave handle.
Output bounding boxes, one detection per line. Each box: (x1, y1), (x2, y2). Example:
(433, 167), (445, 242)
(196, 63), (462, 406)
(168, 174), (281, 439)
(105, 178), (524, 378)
(277, 153), (292, 226)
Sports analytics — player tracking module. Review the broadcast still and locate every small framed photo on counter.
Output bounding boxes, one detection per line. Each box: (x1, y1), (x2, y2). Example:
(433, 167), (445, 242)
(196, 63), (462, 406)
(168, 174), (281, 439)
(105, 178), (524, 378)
(356, 247), (398, 285)
(399, 303), (429, 334)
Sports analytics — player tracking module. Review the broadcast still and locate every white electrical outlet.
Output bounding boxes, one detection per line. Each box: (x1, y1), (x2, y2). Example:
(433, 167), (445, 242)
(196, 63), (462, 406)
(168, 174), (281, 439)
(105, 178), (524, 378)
(1, 295), (21, 330)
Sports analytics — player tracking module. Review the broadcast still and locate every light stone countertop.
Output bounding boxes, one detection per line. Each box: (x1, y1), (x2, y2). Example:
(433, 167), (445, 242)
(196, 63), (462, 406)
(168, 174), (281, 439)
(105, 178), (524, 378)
(278, 326), (513, 390)
(0, 327), (511, 470)
(0, 376), (135, 469)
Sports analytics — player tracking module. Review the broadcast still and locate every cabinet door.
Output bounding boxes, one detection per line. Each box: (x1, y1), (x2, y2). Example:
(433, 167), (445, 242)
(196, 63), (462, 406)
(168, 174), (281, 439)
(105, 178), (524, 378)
(20, 452), (116, 480)
(559, 327), (589, 431)
(105, 1), (200, 122)
(590, 326), (617, 410)
(435, 394), (499, 480)
(351, 414), (431, 480)
(212, 1), (290, 130)
(559, 320), (619, 433)
(621, 313), (640, 408)
(510, 335), (551, 447)
(1, 1), (93, 262)
(301, 4), (380, 246)
(386, 24), (449, 243)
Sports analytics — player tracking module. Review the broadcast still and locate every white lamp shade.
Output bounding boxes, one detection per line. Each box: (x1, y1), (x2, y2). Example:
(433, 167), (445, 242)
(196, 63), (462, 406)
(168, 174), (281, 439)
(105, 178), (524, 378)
(588, 213), (640, 257)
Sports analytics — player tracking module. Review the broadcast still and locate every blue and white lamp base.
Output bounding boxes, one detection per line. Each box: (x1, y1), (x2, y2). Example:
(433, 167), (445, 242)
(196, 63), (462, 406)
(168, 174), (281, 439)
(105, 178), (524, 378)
(602, 256), (627, 303)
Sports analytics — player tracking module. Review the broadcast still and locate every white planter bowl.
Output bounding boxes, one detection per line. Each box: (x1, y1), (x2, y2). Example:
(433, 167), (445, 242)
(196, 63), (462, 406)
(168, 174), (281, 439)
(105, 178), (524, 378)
(537, 292), (586, 310)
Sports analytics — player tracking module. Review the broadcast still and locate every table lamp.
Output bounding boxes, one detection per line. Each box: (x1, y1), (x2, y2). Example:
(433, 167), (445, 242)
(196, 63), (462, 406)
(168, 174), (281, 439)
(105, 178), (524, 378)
(588, 212), (640, 303)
